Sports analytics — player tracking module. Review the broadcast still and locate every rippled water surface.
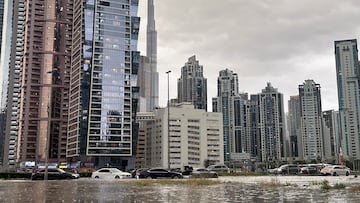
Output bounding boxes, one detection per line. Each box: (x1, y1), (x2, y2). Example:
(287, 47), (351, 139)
(1, 177), (360, 202)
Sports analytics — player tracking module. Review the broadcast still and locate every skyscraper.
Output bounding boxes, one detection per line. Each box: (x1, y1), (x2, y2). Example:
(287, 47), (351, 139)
(147, 0), (158, 110)
(298, 80), (324, 161)
(2, 0), (24, 169)
(335, 39), (360, 162)
(67, 0), (140, 169)
(287, 95), (301, 158)
(212, 69), (239, 162)
(137, 0), (158, 112)
(177, 55), (207, 110)
(256, 83), (286, 162)
(3, 0), (73, 170)
(322, 110), (340, 162)
(0, 0), (13, 109)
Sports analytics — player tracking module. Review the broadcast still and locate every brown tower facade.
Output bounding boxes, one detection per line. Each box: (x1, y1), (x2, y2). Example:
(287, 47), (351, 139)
(4, 0), (73, 168)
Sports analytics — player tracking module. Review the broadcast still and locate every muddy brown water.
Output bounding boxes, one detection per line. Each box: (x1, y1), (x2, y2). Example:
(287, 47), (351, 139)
(1, 176), (360, 202)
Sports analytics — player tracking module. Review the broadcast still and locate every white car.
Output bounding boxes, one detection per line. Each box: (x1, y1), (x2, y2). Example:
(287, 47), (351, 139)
(207, 164), (230, 173)
(91, 168), (132, 179)
(320, 165), (350, 176)
(191, 168), (218, 178)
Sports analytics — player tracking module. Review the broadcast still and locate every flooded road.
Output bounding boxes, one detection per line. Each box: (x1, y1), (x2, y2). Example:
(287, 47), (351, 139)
(1, 176), (360, 202)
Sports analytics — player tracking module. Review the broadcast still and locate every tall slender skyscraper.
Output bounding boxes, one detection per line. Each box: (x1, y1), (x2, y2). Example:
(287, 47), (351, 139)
(335, 39), (360, 161)
(3, 0), (73, 170)
(177, 55), (207, 110)
(147, 0), (158, 110)
(298, 80), (324, 161)
(67, 0), (140, 169)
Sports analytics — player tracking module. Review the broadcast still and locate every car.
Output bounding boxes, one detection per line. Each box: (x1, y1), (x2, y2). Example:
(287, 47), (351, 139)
(300, 166), (318, 174)
(91, 168), (132, 179)
(31, 168), (80, 180)
(139, 168), (183, 179)
(190, 168), (218, 178)
(320, 165), (350, 176)
(276, 164), (300, 175)
(131, 168), (150, 178)
(207, 164), (230, 173)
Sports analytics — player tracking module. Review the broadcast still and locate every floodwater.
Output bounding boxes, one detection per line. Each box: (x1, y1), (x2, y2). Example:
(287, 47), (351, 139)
(1, 176), (360, 202)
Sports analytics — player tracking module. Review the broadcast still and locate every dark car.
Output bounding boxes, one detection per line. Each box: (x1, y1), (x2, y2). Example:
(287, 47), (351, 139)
(31, 168), (80, 180)
(276, 164), (300, 175)
(300, 166), (318, 174)
(139, 168), (183, 179)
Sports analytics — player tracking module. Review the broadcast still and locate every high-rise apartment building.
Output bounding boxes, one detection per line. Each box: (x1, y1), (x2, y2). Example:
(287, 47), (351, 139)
(178, 55), (207, 110)
(2, 0), (25, 169)
(256, 83), (286, 162)
(322, 110), (340, 162)
(67, 0), (140, 169)
(212, 69), (240, 162)
(0, 0), (13, 110)
(3, 0), (73, 170)
(298, 80), (324, 161)
(140, 103), (223, 168)
(287, 95), (301, 158)
(335, 39), (360, 162)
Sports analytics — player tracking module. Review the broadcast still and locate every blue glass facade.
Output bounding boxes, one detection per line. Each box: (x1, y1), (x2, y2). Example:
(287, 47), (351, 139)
(68, 0), (140, 169)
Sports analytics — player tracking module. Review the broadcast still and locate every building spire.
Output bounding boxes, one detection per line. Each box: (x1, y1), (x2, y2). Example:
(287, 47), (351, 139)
(147, 0), (156, 31)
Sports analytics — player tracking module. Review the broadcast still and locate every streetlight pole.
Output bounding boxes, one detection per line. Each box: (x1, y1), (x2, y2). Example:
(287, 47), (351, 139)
(166, 70), (171, 169)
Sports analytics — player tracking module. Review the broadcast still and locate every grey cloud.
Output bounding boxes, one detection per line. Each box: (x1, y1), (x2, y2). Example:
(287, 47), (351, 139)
(139, 0), (360, 110)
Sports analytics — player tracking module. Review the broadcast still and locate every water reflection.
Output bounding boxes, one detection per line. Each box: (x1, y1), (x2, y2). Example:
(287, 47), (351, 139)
(1, 179), (360, 202)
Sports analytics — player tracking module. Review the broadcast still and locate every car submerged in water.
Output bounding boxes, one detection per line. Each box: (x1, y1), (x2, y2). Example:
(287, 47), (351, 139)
(91, 168), (132, 179)
(190, 168), (218, 178)
(138, 168), (183, 179)
(276, 164), (301, 175)
(31, 168), (80, 180)
(320, 165), (350, 176)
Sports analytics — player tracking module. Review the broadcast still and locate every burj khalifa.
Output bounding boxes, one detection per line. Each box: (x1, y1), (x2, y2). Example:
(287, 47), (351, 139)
(138, 0), (158, 112)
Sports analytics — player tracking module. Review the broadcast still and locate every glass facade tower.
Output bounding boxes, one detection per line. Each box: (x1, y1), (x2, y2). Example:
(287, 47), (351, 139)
(68, 0), (140, 169)
(334, 39), (360, 161)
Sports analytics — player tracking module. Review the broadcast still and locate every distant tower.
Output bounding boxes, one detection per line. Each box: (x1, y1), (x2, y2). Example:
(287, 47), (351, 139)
(257, 83), (286, 162)
(177, 55), (207, 110)
(212, 69), (239, 163)
(322, 110), (340, 162)
(287, 95), (301, 158)
(334, 39), (360, 161)
(147, 0), (159, 110)
(298, 80), (324, 161)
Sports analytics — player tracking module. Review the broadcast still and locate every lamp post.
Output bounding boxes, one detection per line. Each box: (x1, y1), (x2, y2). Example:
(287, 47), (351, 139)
(166, 70), (171, 169)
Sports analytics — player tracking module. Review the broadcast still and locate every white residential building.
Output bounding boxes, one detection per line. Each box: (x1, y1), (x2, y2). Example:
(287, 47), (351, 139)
(299, 80), (324, 161)
(142, 103), (224, 169)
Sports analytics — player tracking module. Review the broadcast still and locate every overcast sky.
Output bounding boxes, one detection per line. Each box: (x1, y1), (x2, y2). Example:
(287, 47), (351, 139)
(138, 0), (360, 112)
